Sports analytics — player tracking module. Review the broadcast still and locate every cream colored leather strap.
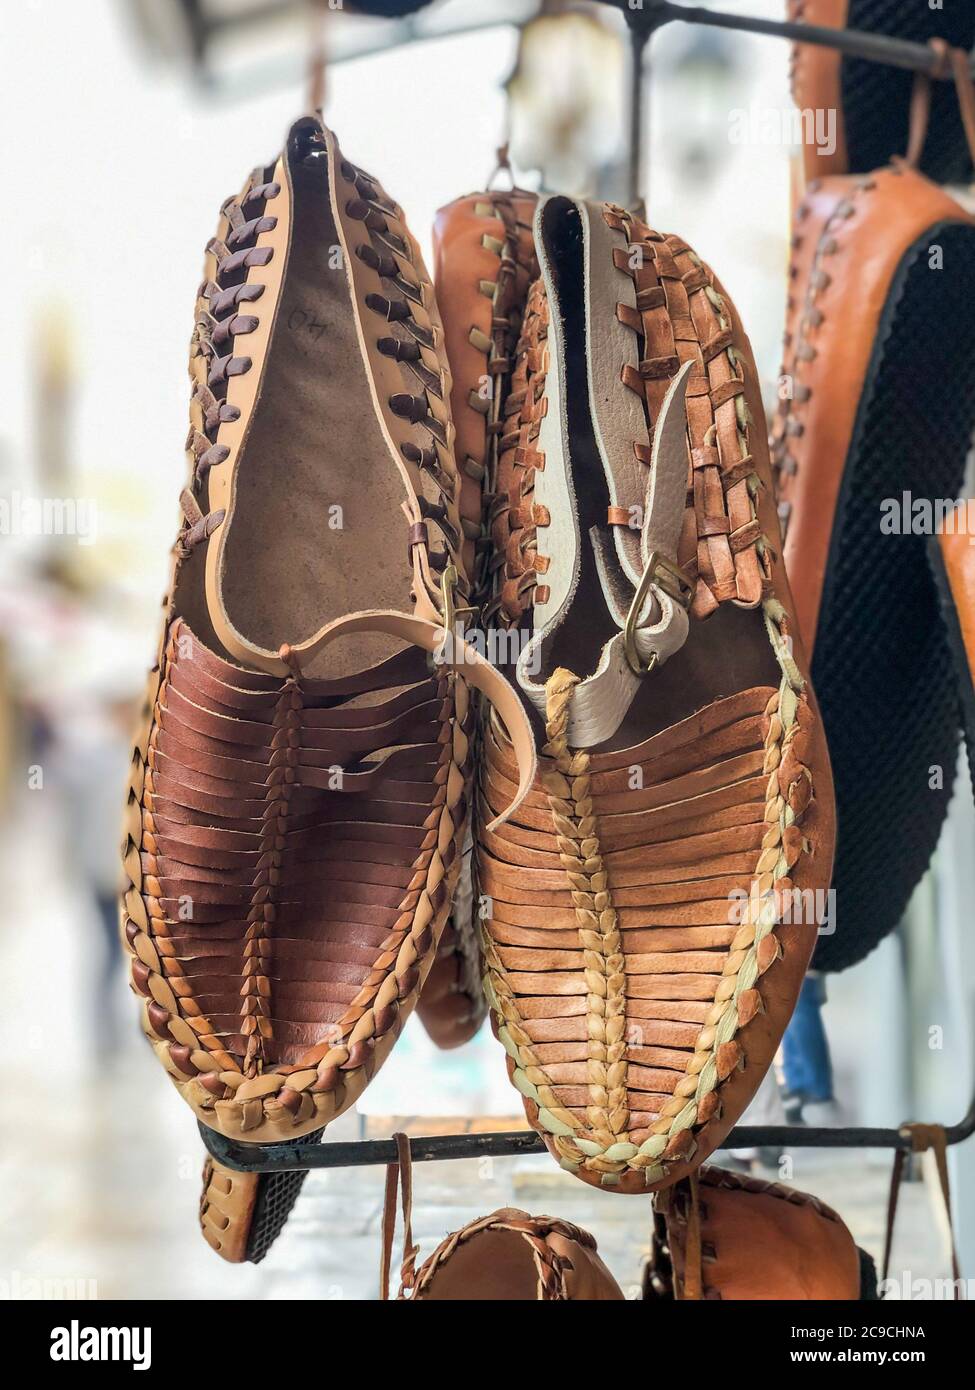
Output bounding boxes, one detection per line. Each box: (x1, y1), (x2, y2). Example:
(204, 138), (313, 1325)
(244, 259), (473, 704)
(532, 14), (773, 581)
(516, 361), (693, 747)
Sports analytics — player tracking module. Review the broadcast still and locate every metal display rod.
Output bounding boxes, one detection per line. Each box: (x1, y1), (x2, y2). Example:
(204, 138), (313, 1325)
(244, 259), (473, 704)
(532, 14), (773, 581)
(601, 0), (974, 76)
(201, 1090), (975, 1172)
(599, 0), (975, 204)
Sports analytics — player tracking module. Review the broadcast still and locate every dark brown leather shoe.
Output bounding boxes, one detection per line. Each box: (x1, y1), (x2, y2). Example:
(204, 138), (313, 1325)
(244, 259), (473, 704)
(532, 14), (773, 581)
(772, 165), (975, 971)
(643, 1165), (869, 1300)
(121, 116), (534, 1261)
(477, 196), (835, 1194)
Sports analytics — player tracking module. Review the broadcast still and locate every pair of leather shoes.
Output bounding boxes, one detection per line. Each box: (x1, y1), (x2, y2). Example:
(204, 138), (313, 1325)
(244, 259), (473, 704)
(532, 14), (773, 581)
(122, 116), (835, 1261)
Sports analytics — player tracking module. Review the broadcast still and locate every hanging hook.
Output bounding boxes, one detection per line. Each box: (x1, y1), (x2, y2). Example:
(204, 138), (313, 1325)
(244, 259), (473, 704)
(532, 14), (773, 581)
(307, 0), (329, 115)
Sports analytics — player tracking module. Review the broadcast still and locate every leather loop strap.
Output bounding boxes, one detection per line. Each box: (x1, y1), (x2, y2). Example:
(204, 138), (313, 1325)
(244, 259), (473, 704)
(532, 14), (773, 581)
(681, 1172), (704, 1301)
(906, 62), (934, 169)
(380, 1132), (417, 1300)
(206, 609), (536, 831)
(948, 44), (975, 166)
(882, 1123), (961, 1296)
(516, 360), (694, 747)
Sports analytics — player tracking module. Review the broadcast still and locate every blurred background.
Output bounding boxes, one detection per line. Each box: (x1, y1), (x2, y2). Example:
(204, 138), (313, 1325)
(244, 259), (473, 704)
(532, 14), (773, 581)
(1, 0), (973, 1300)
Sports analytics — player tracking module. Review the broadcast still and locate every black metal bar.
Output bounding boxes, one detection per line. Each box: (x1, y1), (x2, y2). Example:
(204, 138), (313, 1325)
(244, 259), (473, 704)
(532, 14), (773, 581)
(201, 1087), (975, 1173)
(626, 15), (651, 207)
(599, 0), (974, 77)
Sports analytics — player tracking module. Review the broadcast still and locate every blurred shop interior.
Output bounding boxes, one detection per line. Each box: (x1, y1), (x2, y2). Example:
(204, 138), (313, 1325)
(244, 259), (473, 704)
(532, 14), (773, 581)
(1, 0), (973, 1298)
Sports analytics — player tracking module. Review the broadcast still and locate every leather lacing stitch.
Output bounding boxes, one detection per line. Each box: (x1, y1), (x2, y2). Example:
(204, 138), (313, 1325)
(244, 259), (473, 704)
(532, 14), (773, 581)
(603, 206), (775, 618)
(484, 275), (552, 629)
(466, 191), (540, 611)
(178, 170), (281, 559)
(337, 154), (467, 598)
(771, 174), (877, 534)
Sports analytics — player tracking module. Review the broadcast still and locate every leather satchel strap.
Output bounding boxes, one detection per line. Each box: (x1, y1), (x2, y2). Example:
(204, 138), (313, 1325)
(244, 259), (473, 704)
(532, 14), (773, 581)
(882, 1122), (961, 1296)
(380, 1132), (418, 1300)
(907, 40), (975, 169)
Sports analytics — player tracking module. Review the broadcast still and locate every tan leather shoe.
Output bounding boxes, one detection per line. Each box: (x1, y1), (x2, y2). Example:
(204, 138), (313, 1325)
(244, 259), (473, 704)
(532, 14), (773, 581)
(788, 0), (975, 187)
(643, 1165), (869, 1300)
(772, 165), (975, 971)
(120, 116), (534, 1261)
(415, 188), (539, 1049)
(477, 197), (835, 1194)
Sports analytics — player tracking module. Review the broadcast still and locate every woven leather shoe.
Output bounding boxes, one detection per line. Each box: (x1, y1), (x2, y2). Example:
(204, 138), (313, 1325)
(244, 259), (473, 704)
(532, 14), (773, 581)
(477, 197), (835, 1194)
(120, 116), (534, 1261)
(772, 165), (975, 971)
(643, 1165), (870, 1300)
(415, 187), (539, 1048)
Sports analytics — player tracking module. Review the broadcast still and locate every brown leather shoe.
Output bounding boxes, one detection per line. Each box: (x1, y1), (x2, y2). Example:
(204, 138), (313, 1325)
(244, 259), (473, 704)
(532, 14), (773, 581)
(477, 197), (835, 1194)
(381, 1133), (623, 1300)
(772, 165), (975, 971)
(120, 116), (534, 1261)
(788, 0), (975, 186)
(643, 1165), (870, 1300)
(415, 188), (539, 1049)
(401, 1209), (624, 1300)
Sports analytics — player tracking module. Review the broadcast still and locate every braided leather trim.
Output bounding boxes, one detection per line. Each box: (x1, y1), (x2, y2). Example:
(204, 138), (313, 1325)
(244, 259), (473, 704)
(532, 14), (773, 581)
(416, 191), (538, 1046)
(402, 1209), (598, 1301)
(696, 1163), (845, 1218)
(492, 206), (777, 624)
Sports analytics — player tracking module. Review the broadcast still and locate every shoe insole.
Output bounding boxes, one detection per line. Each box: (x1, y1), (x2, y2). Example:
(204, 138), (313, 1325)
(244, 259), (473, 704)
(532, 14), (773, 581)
(221, 151), (412, 678)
